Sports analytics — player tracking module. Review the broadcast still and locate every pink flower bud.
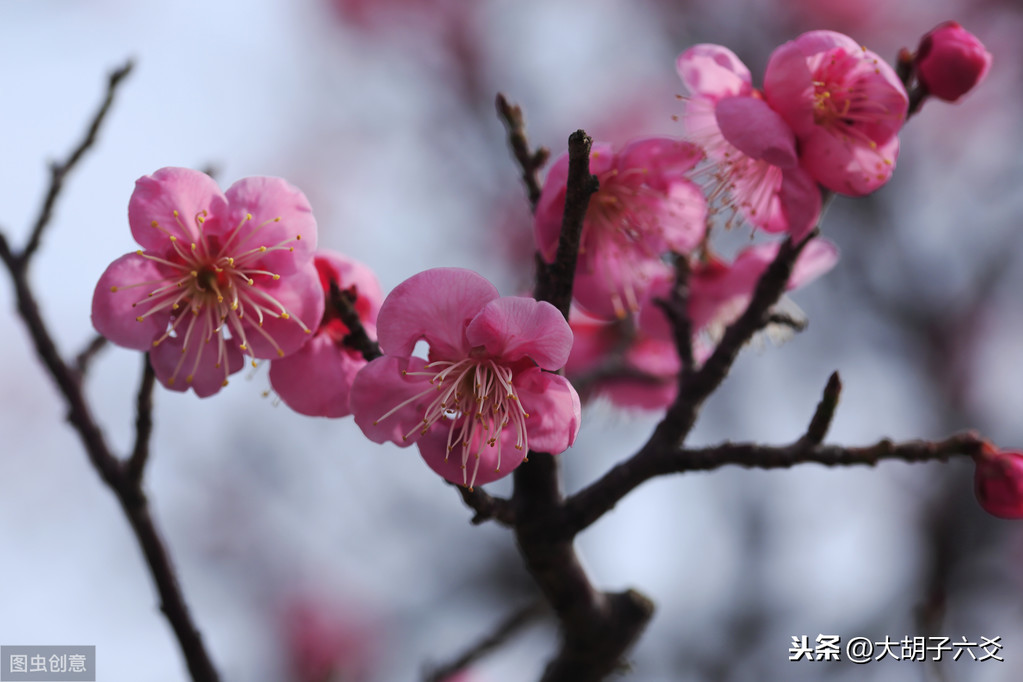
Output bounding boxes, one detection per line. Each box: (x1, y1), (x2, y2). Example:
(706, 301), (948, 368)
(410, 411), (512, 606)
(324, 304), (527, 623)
(915, 21), (992, 102)
(973, 448), (1023, 519)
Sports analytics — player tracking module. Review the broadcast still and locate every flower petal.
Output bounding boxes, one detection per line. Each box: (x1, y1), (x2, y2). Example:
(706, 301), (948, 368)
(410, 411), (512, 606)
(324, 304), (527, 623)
(217, 176), (318, 275)
(376, 268), (498, 359)
(270, 333), (365, 418)
(350, 355), (432, 445)
(515, 368), (581, 454)
(129, 167), (224, 252)
(617, 137), (703, 186)
(676, 44), (753, 100)
(465, 297), (573, 369)
(149, 334), (244, 398)
(417, 424), (528, 488)
(715, 97), (798, 168)
(777, 167), (823, 241)
(240, 262), (325, 360)
(91, 252), (171, 350)
(799, 131), (899, 196)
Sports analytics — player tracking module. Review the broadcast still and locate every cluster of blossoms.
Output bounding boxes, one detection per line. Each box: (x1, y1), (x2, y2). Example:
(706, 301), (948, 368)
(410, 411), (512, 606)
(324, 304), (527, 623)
(91, 22), (994, 499)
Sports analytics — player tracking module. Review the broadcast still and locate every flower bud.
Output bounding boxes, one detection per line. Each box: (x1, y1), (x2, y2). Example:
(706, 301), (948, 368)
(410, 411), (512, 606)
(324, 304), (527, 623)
(973, 449), (1023, 519)
(915, 21), (992, 102)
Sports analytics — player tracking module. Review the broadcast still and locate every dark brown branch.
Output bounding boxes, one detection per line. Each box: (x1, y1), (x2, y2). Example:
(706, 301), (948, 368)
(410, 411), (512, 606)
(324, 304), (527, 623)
(329, 280), (381, 362)
(455, 484), (516, 526)
(496, 93), (550, 213)
(21, 60), (134, 263)
(509, 130), (652, 682)
(800, 371), (842, 446)
(125, 354), (157, 484)
(73, 334), (108, 376)
(654, 253), (695, 372)
(423, 601), (546, 682)
(562, 231), (821, 535)
(533, 130), (598, 320)
(0, 61), (219, 682)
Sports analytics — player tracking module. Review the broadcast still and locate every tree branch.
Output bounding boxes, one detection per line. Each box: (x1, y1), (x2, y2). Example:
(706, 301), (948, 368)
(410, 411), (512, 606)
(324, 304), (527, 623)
(799, 371), (842, 446)
(455, 484), (516, 526)
(496, 93), (550, 213)
(125, 354), (157, 484)
(21, 60), (134, 263)
(0, 61), (220, 682)
(423, 601), (546, 682)
(329, 280), (382, 362)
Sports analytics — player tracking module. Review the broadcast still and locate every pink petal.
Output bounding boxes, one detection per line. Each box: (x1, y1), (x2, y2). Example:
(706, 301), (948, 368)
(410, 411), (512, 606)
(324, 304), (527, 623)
(270, 333), (365, 418)
(91, 252), (171, 350)
(763, 42), (817, 135)
(465, 297), (572, 369)
(715, 96), (798, 168)
(777, 167), (823, 241)
(789, 238), (839, 288)
(240, 262), (325, 360)
(350, 355), (432, 445)
(617, 137), (703, 186)
(573, 257), (673, 322)
(660, 179), (709, 253)
(149, 334), (244, 397)
(800, 129), (899, 196)
(515, 368), (581, 454)
(974, 450), (1023, 519)
(417, 425), (527, 487)
(218, 176), (318, 275)
(376, 268), (498, 359)
(129, 167), (224, 252)
(676, 44), (753, 101)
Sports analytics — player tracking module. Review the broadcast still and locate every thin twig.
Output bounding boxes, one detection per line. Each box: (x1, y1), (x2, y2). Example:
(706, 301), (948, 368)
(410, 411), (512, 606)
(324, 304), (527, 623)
(799, 371), (842, 446)
(73, 334), (108, 376)
(21, 60), (134, 263)
(423, 601), (546, 682)
(0, 61), (220, 682)
(496, 93), (549, 213)
(455, 484), (516, 526)
(125, 354), (157, 484)
(654, 253), (695, 372)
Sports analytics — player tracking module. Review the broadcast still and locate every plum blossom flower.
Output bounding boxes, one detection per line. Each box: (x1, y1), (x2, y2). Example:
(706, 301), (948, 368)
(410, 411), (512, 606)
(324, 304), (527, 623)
(269, 251), (382, 417)
(764, 30), (908, 196)
(350, 268), (581, 488)
(973, 448), (1023, 519)
(534, 138), (707, 320)
(91, 167), (324, 397)
(640, 238), (840, 362)
(565, 307), (680, 411)
(676, 44), (822, 240)
(915, 21), (992, 103)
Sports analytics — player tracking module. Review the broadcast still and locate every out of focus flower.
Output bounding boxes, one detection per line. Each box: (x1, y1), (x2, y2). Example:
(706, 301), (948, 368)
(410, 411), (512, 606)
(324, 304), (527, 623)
(915, 21), (992, 103)
(565, 307), (680, 411)
(270, 251), (382, 418)
(91, 167), (323, 397)
(350, 268), (581, 488)
(764, 31), (908, 196)
(676, 44), (822, 240)
(640, 238), (840, 362)
(974, 448), (1023, 519)
(534, 138), (706, 320)
(281, 595), (375, 682)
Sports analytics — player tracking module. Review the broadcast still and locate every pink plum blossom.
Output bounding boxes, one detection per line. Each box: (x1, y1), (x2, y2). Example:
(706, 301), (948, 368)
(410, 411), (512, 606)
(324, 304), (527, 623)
(350, 268), (581, 488)
(676, 44), (822, 240)
(534, 138), (707, 320)
(640, 238), (840, 362)
(915, 21), (992, 103)
(764, 30), (909, 196)
(91, 167), (324, 397)
(973, 448), (1023, 519)
(270, 251), (382, 418)
(565, 307), (680, 411)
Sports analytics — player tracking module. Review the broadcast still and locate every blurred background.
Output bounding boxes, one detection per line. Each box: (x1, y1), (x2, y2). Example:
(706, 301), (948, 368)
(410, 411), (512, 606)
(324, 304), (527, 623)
(1, 0), (1022, 680)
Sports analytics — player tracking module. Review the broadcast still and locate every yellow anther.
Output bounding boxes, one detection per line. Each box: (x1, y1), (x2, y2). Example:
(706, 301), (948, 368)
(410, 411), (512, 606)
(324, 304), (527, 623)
(136, 249), (144, 255)
(151, 220), (159, 228)
(246, 213), (253, 220)
(277, 349), (284, 357)
(273, 217), (281, 222)
(296, 234), (302, 240)
(135, 316), (144, 322)
(259, 246), (267, 252)
(110, 286), (118, 292)
(281, 313), (290, 320)
(173, 210), (179, 217)
(272, 274), (280, 281)
(167, 377), (176, 386)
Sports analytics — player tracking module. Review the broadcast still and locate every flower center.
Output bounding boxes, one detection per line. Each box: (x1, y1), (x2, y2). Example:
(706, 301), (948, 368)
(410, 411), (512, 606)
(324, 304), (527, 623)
(376, 356), (530, 488)
(116, 209), (309, 387)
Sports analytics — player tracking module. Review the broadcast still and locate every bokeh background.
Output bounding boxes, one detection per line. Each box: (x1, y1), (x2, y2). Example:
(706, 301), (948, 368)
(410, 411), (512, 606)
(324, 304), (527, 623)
(2, 1), (1022, 680)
